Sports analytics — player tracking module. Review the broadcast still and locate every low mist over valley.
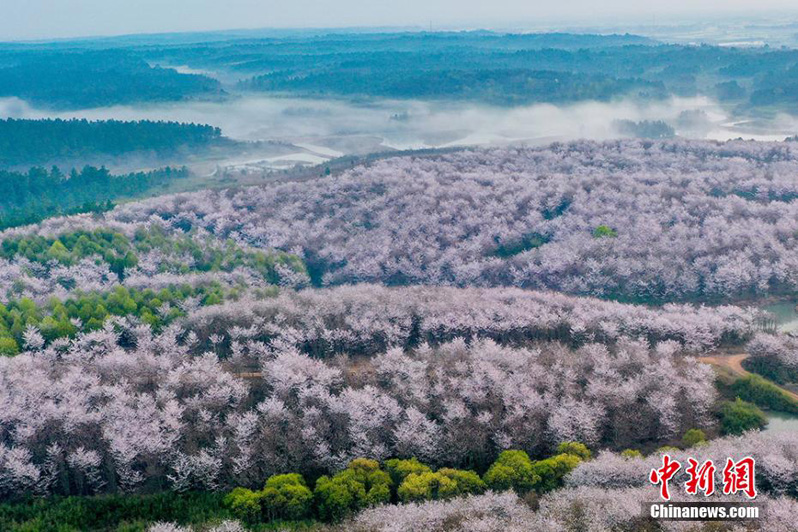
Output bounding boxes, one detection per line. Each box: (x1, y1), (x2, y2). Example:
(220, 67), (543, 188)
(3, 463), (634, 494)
(4, 28), (798, 176)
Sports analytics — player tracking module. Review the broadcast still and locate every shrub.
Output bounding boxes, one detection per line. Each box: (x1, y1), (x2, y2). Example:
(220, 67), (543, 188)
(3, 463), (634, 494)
(313, 477), (355, 523)
(397, 469), (486, 502)
(730, 375), (798, 415)
(592, 225), (618, 238)
(436, 468), (486, 497)
(556, 442), (592, 461)
(384, 458), (432, 487)
(484, 450), (582, 495)
(397, 472), (449, 502)
(744, 356), (798, 386)
(719, 398), (768, 435)
(260, 473), (313, 521)
(314, 459), (392, 522)
(223, 488), (261, 524)
(0, 336), (18, 355)
(681, 429), (707, 448)
(530, 454), (582, 493)
(483, 450), (540, 493)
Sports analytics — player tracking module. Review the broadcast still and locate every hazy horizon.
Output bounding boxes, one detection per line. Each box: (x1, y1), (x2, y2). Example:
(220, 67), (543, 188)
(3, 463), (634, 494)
(3, 0), (798, 42)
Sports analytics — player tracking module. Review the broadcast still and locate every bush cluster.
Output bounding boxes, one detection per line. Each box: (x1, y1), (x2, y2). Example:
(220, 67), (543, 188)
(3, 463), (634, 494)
(1, 229), (136, 276)
(224, 444), (590, 524)
(0, 283), (228, 355)
(718, 398), (768, 435)
(729, 374), (798, 415)
(1, 227), (306, 286)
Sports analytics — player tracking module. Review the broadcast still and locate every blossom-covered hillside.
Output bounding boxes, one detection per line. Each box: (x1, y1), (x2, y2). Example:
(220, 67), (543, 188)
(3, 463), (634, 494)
(2, 139), (798, 531)
(97, 139), (798, 302)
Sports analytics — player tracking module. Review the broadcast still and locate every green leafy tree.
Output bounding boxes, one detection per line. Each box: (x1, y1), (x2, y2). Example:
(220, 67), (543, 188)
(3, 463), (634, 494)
(313, 476), (355, 522)
(530, 453), (582, 493)
(436, 468), (486, 498)
(681, 429), (707, 448)
(395, 469), (485, 502)
(556, 442), (592, 461)
(0, 336), (18, 356)
(592, 225), (618, 238)
(397, 472), (446, 502)
(224, 487), (262, 524)
(260, 473), (313, 521)
(314, 459), (392, 522)
(47, 241), (71, 263)
(0, 281), (239, 354)
(384, 458), (432, 486)
(482, 450), (540, 493)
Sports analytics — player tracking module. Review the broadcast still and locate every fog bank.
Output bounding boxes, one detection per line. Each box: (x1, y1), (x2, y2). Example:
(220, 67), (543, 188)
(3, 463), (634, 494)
(0, 95), (793, 163)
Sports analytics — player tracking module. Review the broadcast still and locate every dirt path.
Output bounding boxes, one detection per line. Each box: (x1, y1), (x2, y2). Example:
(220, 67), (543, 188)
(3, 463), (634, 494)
(698, 353), (750, 378)
(698, 353), (798, 402)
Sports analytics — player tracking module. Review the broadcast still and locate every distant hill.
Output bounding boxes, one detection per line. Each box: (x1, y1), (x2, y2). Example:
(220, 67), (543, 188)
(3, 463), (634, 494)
(0, 49), (223, 109)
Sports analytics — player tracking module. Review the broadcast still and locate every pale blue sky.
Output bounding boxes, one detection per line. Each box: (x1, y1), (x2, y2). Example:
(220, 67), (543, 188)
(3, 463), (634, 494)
(2, 0), (796, 41)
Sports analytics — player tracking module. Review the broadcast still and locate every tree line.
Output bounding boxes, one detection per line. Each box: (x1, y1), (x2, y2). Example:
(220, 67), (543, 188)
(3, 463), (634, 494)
(0, 50), (222, 109)
(0, 119), (226, 167)
(224, 445), (589, 525)
(0, 283), (229, 356)
(0, 166), (188, 230)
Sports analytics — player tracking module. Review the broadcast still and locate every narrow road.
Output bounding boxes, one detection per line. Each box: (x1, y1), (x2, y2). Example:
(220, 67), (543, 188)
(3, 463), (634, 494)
(697, 353), (750, 378)
(698, 353), (798, 402)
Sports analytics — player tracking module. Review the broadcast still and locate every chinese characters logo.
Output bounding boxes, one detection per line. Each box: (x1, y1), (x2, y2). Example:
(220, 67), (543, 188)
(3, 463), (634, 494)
(649, 455), (756, 500)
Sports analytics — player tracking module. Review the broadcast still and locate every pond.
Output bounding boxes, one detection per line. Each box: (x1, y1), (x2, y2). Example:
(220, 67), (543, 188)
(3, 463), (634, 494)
(762, 300), (798, 333)
(763, 411), (798, 433)
(758, 302), (798, 432)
